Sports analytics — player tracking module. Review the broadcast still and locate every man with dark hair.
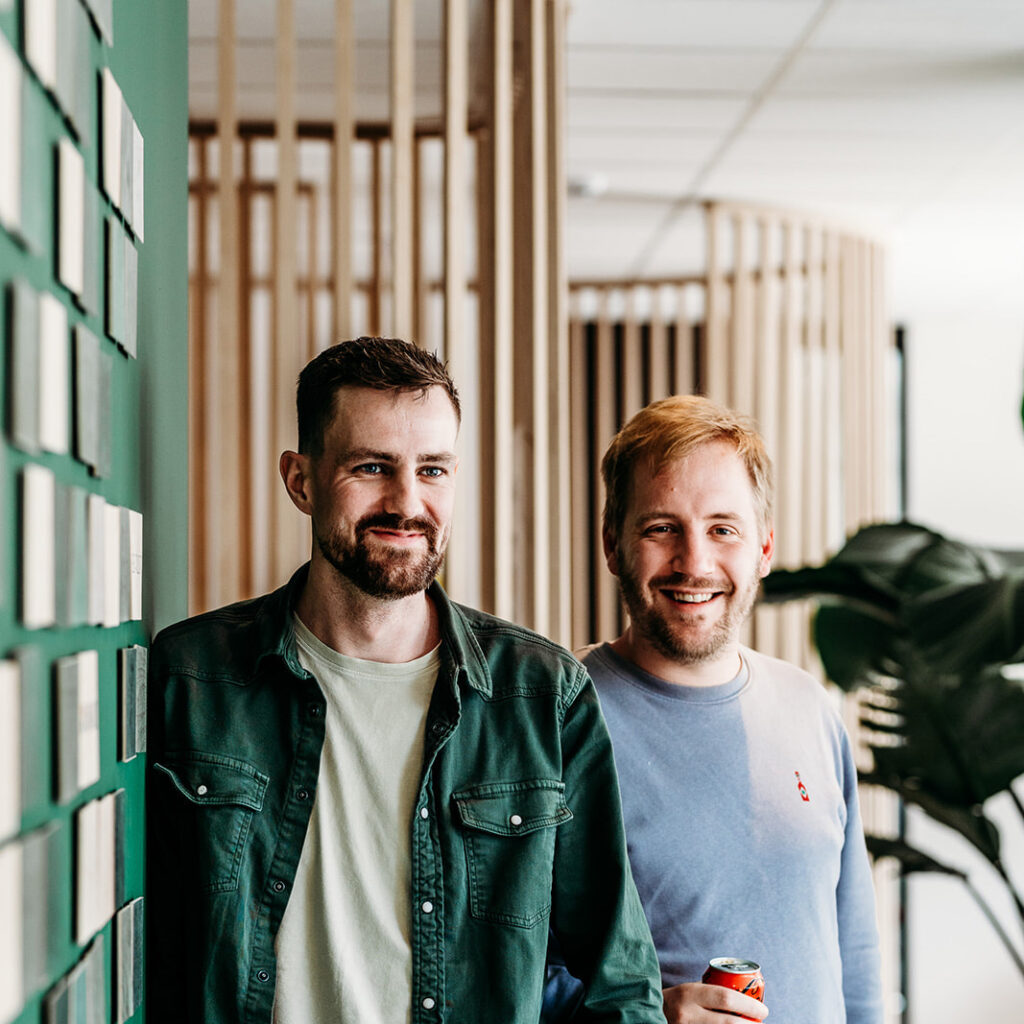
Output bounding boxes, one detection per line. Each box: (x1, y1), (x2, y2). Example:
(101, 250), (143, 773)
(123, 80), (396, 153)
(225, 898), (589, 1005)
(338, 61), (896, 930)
(148, 337), (663, 1024)
(546, 394), (883, 1024)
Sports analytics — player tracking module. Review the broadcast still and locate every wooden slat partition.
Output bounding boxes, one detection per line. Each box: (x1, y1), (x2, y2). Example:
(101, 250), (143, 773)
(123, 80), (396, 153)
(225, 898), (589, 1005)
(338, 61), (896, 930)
(188, 0), (571, 643)
(476, 0), (515, 621)
(443, 0), (469, 598)
(390, 0), (414, 338)
(332, 0), (353, 341)
(546, 0), (571, 644)
(213, 0), (240, 611)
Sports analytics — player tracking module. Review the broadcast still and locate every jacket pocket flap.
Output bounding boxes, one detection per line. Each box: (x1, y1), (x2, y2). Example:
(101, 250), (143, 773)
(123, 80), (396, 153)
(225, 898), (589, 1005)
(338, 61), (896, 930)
(453, 779), (572, 837)
(154, 753), (268, 811)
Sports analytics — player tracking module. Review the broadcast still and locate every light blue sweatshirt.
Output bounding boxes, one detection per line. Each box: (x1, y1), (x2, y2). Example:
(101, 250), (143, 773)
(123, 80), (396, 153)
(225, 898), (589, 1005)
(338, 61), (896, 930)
(582, 642), (883, 1024)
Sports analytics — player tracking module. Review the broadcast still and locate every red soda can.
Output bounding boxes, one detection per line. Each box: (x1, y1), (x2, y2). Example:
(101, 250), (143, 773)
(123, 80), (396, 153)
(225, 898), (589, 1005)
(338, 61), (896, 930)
(701, 957), (765, 1019)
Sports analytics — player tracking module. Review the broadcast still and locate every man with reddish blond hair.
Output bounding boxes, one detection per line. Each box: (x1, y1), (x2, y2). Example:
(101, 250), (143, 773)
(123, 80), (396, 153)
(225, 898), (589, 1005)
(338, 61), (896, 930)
(545, 394), (883, 1024)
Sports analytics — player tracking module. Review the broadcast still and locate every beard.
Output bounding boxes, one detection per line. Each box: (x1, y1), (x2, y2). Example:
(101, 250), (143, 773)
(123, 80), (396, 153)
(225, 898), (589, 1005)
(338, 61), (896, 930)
(617, 556), (762, 665)
(315, 512), (447, 600)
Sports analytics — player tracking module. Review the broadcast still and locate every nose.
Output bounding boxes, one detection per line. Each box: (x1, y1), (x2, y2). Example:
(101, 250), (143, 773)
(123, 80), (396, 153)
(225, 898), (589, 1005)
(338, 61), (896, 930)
(381, 467), (424, 520)
(670, 532), (714, 578)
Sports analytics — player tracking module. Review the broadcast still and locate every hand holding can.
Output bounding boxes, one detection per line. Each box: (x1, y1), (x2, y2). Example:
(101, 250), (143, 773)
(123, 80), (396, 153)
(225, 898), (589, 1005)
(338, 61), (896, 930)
(701, 958), (766, 1021)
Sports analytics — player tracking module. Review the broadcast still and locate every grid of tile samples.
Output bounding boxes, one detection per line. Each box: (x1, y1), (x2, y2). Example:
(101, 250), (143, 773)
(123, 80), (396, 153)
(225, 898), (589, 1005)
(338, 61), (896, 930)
(1, 0), (148, 1021)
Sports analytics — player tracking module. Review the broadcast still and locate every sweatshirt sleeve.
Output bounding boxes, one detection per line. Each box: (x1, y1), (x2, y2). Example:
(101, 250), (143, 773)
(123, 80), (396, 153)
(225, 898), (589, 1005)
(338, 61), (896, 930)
(836, 726), (885, 1024)
(548, 665), (665, 1022)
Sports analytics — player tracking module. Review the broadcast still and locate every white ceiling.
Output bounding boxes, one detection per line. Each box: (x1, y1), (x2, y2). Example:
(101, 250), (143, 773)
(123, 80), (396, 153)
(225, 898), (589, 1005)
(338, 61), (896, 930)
(189, 0), (1024, 315)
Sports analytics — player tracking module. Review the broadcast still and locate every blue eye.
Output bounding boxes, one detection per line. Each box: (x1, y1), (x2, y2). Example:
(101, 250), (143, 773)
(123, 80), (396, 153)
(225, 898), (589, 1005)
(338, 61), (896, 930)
(356, 463), (384, 475)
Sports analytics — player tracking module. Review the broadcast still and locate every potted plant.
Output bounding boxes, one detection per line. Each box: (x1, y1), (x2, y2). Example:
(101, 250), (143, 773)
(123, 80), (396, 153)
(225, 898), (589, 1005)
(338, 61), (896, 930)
(761, 520), (1024, 977)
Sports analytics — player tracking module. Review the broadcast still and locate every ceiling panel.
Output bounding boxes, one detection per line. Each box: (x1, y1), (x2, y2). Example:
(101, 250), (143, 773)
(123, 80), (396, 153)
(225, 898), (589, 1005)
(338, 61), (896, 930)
(568, 48), (781, 93)
(813, 0), (1024, 51)
(569, 94), (747, 132)
(566, 0), (820, 49)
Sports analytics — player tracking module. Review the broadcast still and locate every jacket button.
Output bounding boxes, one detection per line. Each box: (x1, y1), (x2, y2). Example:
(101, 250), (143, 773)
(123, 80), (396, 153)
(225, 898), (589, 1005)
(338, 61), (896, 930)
(196, 784), (208, 796)
(309, 703), (321, 717)
(419, 807), (429, 819)
(256, 970), (270, 983)
(273, 880), (286, 893)
(509, 814), (523, 827)
(422, 997), (436, 1010)
(430, 722), (445, 736)
(296, 788), (310, 801)
(421, 901), (433, 914)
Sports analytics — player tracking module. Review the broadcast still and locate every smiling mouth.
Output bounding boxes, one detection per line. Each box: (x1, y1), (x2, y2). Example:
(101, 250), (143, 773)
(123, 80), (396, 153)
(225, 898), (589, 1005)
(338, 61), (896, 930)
(663, 590), (720, 604)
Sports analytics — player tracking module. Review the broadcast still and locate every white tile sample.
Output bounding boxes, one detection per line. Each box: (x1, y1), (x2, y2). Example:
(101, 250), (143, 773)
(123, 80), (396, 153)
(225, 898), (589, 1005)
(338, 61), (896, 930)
(25, 0), (57, 92)
(103, 501), (121, 627)
(21, 464), (56, 629)
(87, 493), (106, 625)
(38, 292), (69, 455)
(8, 279), (40, 454)
(58, 138), (86, 297)
(132, 120), (144, 241)
(128, 510), (143, 619)
(77, 650), (101, 791)
(0, 661), (21, 843)
(0, 841), (25, 1024)
(0, 33), (21, 233)
(101, 68), (122, 207)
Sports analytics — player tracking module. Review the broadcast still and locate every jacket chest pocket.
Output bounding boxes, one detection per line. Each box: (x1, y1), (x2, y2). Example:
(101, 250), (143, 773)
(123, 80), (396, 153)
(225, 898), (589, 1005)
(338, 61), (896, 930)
(154, 753), (269, 895)
(453, 779), (572, 929)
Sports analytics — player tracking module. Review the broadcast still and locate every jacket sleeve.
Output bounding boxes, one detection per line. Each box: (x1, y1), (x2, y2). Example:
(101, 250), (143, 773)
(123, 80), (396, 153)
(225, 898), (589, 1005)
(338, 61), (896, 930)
(145, 633), (196, 1024)
(836, 727), (885, 1024)
(549, 665), (664, 1022)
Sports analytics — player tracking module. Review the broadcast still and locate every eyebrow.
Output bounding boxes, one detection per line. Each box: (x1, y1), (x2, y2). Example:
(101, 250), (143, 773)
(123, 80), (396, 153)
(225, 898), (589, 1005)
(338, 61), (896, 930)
(343, 447), (457, 466)
(634, 510), (745, 525)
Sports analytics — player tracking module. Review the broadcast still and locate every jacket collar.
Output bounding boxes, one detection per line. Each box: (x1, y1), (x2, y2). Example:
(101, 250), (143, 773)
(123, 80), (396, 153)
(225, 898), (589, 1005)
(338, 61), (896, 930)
(253, 562), (493, 697)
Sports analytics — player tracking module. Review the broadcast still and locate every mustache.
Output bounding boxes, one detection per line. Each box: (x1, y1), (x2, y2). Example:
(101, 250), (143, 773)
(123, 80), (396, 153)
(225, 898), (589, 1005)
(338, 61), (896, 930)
(356, 512), (439, 542)
(650, 573), (733, 593)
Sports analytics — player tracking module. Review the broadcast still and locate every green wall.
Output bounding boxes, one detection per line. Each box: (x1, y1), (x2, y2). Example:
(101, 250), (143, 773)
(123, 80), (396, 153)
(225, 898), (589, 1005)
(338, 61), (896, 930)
(0, 0), (187, 1020)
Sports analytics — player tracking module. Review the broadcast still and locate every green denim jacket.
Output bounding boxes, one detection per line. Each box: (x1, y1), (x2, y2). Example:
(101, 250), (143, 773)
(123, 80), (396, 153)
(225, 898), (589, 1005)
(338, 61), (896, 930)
(147, 566), (663, 1023)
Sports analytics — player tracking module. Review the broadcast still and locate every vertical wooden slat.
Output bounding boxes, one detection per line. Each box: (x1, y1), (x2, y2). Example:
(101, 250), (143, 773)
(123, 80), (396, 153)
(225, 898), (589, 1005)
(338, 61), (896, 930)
(189, 143), (209, 612)
(622, 289), (643, 421)
(332, 0), (353, 342)
(215, 0), (240, 609)
(823, 230), (843, 552)
(778, 220), (804, 667)
(840, 237), (860, 532)
(411, 138), (424, 345)
(732, 212), (755, 415)
(569, 312), (589, 648)
(648, 285), (669, 401)
(546, 0), (570, 645)
(477, 0), (514, 620)
(593, 289), (619, 642)
(370, 140), (383, 334)
(673, 284), (694, 395)
(804, 226), (825, 565)
(390, 0), (414, 338)
(443, 0), (469, 598)
(512, 0), (550, 634)
(752, 217), (779, 655)
(239, 139), (254, 597)
(704, 202), (729, 402)
(273, 0), (301, 584)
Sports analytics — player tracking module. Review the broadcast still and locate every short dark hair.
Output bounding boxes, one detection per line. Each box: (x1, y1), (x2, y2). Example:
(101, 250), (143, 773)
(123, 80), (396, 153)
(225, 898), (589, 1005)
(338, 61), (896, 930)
(297, 337), (461, 455)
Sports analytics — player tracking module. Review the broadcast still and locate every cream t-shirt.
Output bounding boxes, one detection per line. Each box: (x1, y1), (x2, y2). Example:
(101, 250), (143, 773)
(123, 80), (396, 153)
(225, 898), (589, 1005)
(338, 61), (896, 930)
(272, 616), (439, 1024)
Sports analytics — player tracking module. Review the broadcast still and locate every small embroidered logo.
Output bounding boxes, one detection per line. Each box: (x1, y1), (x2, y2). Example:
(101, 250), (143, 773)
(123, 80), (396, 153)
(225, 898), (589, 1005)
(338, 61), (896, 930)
(795, 771), (810, 802)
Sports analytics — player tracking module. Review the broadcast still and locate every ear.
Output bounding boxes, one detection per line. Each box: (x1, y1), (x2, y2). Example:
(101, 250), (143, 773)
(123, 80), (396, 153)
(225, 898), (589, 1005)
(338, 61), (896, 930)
(758, 525), (775, 579)
(602, 527), (621, 577)
(280, 451), (314, 516)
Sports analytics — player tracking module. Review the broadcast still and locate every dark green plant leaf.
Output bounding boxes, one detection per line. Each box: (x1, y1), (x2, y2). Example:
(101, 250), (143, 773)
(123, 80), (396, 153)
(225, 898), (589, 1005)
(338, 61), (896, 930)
(860, 768), (1002, 863)
(907, 574), (1024, 672)
(865, 835), (967, 878)
(812, 606), (899, 691)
